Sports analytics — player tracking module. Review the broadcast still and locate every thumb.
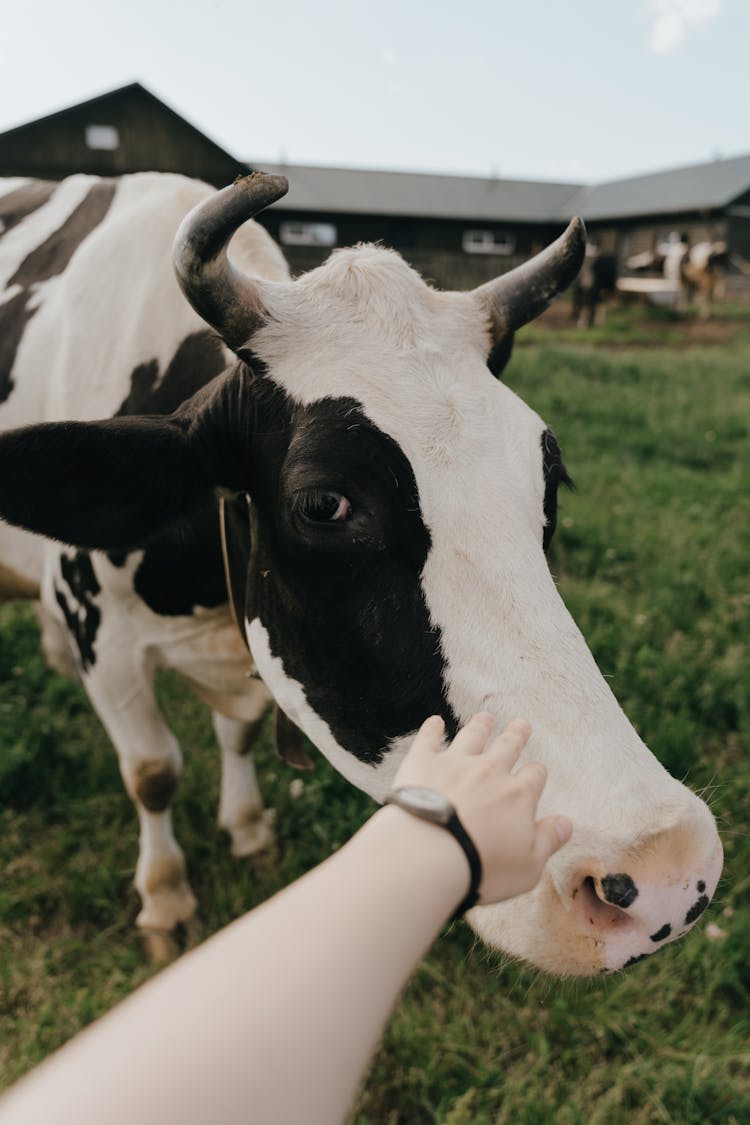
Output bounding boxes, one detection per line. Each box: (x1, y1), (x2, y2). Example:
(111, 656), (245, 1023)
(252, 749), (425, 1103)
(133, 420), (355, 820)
(533, 815), (573, 867)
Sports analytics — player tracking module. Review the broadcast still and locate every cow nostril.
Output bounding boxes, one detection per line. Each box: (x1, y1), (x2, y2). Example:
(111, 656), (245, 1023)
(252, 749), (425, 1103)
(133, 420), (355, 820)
(574, 876), (633, 931)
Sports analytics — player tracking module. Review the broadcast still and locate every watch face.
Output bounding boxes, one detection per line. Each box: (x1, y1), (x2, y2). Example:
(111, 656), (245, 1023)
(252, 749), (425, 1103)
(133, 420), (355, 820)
(390, 786), (454, 825)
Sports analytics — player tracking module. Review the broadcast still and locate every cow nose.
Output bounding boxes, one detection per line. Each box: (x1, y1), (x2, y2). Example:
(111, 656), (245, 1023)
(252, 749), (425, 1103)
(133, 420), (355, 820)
(570, 832), (723, 972)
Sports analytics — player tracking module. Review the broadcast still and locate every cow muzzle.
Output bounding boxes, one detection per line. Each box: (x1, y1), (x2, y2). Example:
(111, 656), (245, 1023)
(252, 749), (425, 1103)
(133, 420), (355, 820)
(566, 819), (724, 973)
(468, 799), (723, 976)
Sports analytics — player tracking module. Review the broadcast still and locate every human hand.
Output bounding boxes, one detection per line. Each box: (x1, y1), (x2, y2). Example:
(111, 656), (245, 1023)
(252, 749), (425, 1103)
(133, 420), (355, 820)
(391, 713), (573, 904)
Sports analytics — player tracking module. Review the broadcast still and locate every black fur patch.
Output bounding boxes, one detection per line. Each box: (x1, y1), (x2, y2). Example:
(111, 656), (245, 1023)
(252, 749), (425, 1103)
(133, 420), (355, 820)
(117, 330), (226, 417)
(0, 289), (36, 404)
(112, 331), (230, 617)
(8, 180), (116, 289)
(541, 428), (572, 552)
(684, 895), (709, 925)
(623, 952), (651, 968)
(238, 368), (458, 765)
(54, 551), (102, 671)
(0, 180), (57, 237)
(649, 923), (672, 943)
(1, 181), (116, 404)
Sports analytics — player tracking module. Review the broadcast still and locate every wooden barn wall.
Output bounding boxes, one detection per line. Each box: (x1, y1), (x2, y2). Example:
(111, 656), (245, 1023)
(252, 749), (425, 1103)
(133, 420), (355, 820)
(0, 95), (244, 185)
(255, 210), (565, 289)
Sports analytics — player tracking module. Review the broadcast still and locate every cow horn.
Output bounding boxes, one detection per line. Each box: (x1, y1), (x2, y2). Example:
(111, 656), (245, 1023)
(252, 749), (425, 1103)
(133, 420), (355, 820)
(473, 217), (586, 339)
(173, 172), (289, 349)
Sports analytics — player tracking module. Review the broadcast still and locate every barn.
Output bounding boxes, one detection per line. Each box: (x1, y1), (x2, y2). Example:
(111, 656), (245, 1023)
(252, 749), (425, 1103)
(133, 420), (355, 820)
(1, 82), (749, 293)
(0, 82), (247, 187)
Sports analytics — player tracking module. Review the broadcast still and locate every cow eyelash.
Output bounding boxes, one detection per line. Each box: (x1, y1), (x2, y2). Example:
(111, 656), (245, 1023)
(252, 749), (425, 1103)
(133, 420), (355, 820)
(291, 488), (352, 526)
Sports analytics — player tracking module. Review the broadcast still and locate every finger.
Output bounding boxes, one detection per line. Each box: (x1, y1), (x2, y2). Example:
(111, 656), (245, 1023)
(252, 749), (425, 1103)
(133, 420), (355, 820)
(406, 715), (445, 760)
(532, 815), (573, 868)
(485, 718), (532, 770)
(447, 711), (495, 756)
(514, 760), (548, 803)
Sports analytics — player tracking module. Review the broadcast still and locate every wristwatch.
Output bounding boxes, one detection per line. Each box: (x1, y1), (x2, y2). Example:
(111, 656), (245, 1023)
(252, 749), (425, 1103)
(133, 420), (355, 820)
(383, 786), (482, 918)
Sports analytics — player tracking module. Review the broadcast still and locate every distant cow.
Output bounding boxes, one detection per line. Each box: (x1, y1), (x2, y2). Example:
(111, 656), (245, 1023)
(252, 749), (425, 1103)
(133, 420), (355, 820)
(624, 233), (727, 316)
(0, 173), (722, 976)
(571, 242), (618, 327)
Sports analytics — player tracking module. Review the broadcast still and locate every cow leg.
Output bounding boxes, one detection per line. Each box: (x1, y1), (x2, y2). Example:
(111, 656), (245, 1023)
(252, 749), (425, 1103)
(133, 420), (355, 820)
(36, 601), (78, 678)
(82, 664), (198, 959)
(213, 681), (275, 857)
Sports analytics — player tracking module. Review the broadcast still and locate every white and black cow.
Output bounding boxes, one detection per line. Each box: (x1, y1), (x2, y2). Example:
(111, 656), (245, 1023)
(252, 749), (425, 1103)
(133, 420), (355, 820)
(0, 172), (722, 976)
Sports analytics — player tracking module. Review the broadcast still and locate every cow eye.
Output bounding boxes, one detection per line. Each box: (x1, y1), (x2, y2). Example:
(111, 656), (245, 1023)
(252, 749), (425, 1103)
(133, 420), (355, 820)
(294, 489), (352, 525)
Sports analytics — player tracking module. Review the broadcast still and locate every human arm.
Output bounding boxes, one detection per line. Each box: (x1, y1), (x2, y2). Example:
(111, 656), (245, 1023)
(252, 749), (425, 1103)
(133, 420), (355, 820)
(0, 714), (572, 1125)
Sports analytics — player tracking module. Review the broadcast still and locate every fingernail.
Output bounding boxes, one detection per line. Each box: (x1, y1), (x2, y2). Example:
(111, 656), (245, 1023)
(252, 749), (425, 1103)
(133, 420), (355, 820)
(424, 715), (444, 732)
(555, 818), (573, 844)
(509, 717), (532, 734)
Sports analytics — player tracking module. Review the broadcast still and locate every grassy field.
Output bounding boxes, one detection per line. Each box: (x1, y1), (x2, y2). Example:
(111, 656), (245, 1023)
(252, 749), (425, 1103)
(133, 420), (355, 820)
(1, 305), (749, 1122)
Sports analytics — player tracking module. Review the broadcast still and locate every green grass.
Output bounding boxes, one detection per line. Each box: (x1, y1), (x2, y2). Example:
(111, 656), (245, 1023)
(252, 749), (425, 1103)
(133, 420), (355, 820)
(2, 308), (749, 1121)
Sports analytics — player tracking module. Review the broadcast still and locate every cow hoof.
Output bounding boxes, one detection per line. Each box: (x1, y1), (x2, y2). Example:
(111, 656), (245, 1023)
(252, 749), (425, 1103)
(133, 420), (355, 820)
(230, 809), (276, 858)
(140, 928), (180, 965)
(139, 917), (202, 964)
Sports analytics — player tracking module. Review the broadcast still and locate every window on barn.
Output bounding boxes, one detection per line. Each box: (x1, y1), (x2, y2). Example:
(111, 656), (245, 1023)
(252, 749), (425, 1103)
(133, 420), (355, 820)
(462, 229), (516, 255)
(279, 221), (337, 248)
(85, 124), (120, 151)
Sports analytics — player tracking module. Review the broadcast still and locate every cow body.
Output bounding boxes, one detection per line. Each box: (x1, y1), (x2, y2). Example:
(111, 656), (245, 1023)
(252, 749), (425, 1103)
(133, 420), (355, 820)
(623, 234), (727, 316)
(0, 174), (289, 949)
(571, 243), (617, 327)
(0, 173), (722, 975)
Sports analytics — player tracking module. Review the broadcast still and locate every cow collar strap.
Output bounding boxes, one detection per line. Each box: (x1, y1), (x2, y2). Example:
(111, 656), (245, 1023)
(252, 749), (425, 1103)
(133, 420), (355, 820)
(383, 786), (482, 919)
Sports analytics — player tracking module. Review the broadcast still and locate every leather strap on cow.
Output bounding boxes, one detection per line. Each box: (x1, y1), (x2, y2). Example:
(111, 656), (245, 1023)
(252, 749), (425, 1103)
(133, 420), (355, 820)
(219, 494), (314, 771)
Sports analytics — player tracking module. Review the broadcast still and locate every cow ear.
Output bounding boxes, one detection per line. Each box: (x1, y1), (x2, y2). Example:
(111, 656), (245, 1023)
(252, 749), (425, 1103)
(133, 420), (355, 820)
(487, 331), (515, 379)
(0, 414), (217, 551)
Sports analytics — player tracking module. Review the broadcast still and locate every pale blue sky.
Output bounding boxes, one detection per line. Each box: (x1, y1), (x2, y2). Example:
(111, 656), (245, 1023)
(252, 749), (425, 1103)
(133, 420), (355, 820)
(1, 0), (746, 184)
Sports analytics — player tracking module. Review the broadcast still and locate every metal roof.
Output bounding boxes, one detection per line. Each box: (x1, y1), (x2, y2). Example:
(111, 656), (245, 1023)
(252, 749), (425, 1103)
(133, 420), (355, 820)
(252, 161), (581, 223)
(564, 153), (750, 221)
(253, 154), (750, 225)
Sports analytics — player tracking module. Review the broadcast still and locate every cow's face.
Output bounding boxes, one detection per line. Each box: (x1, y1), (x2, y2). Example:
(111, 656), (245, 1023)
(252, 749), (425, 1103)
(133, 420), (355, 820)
(0, 177), (722, 977)
(213, 242), (721, 976)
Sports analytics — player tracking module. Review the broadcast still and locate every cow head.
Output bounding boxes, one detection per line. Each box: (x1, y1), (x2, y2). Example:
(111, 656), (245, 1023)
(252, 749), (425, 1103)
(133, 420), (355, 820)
(0, 174), (722, 976)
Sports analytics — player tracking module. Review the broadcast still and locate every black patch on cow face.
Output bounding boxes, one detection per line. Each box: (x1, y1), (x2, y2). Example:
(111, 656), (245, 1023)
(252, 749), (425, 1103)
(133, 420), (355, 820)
(109, 332), (231, 617)
(600, 873), (638, 909)
(650, 923), (672, 943)
(0, 180), (57, 236)
(54, 551), (102, 671)
(1, 181), (116, 404)
(623, 952), (651, 968)
(541, 428), (572, 552)
(238, 367), (458, 764)
(685, 895), (709, 925)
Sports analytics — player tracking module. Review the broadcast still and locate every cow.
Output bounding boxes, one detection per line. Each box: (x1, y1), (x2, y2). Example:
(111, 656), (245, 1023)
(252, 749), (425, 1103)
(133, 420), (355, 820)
(624, 233), (728, 316)
(571, 241), (618, 327)
(0, 172), (722, 977)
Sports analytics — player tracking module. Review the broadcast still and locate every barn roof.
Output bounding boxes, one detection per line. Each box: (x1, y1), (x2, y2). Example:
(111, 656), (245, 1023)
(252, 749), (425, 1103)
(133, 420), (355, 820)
(253, 154), (750, 225)
(251, 162), (582, 224)
(565, 152), (750, 221)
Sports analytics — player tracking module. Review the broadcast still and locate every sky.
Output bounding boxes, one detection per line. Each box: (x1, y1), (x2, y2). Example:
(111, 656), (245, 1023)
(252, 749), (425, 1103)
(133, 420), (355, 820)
(0, 0), (747, 186)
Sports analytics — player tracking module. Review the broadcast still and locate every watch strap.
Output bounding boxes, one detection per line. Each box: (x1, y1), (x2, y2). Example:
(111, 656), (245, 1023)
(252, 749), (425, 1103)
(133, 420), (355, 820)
(383, 790), (482, 919)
